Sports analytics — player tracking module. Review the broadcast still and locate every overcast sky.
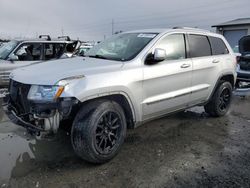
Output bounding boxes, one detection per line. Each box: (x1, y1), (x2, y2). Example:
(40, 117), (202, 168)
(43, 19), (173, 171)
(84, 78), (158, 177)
(0, 0), (249, 41)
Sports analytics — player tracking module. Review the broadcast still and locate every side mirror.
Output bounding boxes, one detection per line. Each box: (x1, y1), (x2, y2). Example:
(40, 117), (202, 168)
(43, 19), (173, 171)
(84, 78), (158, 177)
(154, 48), (166, 61)
(8, 54), (19, 62)
(145, 48), (166, 65)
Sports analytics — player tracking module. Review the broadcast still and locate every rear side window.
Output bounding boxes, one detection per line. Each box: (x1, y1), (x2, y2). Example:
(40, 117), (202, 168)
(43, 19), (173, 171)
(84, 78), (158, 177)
(209, 37), (229, 55)
(44, 43), (65, 60)
(188, 34), (211, 58)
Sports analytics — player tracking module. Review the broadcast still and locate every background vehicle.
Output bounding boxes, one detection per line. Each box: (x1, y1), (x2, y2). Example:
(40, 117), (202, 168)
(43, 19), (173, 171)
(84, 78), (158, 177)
(78, 44), (93, 56)
(4, 28), (236, 163)
(0, 35), (79, 87)
(235, 35), (250, 96)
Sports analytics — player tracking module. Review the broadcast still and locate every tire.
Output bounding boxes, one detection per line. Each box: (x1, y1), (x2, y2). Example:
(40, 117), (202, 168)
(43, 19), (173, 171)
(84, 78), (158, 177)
(71, 100), (127, 163)
(204, 81), (233, 117)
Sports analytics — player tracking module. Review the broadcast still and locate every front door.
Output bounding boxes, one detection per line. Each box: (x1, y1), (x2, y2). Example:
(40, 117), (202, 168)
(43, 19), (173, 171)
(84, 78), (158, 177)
(0, 43), (42, 85)
(142, 33), (192, 120)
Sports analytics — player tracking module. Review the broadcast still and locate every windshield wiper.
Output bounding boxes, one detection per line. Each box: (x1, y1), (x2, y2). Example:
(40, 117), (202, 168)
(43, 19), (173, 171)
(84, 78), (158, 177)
(88, 55), (107, 59)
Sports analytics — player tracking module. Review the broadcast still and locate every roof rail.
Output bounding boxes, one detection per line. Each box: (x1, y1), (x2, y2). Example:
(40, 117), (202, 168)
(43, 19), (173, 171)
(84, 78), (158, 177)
(39, 35), (51, 41)
(172, 27), (210, 32)
(58, 36), (71, 41)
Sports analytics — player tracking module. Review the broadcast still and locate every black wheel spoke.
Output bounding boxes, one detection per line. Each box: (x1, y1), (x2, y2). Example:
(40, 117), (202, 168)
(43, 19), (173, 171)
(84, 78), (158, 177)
(108, 113), (112, 123)
(94, 111), (122, 155)
(104, 138), (107, 150)
(98, 137), (104, 148)
(96, 132), (103, 137)
(111, 124), (120, 130)
(111, 118), (118, 125)
(110, 132), (118, 140)
(218, 87), (231, 111)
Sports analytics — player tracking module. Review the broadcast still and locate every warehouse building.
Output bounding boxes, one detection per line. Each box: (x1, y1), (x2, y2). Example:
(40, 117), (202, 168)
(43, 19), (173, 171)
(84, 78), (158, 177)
(212, 18), (250, 49)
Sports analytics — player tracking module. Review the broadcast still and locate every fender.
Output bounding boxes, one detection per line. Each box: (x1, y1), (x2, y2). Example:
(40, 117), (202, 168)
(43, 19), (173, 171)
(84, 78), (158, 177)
(78, 91), (137, 123)
(207, 72), (235, 102)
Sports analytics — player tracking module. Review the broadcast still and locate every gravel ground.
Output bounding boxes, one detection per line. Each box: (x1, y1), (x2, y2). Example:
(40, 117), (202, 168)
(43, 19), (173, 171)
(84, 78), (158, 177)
(0, 96), (250, 188)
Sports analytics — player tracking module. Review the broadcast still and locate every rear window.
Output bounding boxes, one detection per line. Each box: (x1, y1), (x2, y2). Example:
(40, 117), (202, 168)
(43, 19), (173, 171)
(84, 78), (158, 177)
(209, 37), (229, 55)
(188, 34), (211, 58)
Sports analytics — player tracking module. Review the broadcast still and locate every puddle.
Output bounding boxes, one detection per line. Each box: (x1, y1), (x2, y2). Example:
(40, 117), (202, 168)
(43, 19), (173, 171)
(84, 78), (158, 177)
(0, 117), (73, 184)
(0, 132), (36, 181)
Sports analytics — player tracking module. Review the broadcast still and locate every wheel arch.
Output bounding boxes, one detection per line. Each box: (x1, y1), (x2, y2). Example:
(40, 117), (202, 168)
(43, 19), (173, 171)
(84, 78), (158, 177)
(78, 92), (136, 128)
(208, 73), (235, 102)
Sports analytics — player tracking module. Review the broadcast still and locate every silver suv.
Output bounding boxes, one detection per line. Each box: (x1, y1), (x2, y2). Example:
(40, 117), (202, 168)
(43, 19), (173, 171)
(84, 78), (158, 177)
(0, 35), (80, 87)
(4, 28), (236, 163)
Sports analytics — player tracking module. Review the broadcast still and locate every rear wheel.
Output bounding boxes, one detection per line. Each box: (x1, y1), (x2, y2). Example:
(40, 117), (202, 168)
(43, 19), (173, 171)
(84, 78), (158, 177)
(71, 100), (127, 163)
(204, 81), (233, 117)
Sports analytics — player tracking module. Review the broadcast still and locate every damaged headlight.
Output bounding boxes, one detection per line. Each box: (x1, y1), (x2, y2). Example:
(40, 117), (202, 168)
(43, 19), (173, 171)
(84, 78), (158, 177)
(28, 85), (64, 101)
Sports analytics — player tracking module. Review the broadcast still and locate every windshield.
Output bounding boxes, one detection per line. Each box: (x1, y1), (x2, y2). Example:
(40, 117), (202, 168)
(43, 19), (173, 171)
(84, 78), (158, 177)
(85, 33), (158, 61)
(0, 40), (19, 60)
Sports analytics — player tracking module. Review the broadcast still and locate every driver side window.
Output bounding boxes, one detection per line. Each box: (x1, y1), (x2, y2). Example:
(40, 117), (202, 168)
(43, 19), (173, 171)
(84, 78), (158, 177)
(14, 43), (42, 61)
(155, 34), (186, 60)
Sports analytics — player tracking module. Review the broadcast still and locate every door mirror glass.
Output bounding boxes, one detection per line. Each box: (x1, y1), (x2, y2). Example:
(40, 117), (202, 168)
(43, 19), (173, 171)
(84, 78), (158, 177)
(154, 48), (166, 61)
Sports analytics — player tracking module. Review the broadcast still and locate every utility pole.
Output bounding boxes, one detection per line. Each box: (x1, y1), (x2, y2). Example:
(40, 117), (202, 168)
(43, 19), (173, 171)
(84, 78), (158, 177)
(111, 19), (114, 35)
(61, 27), (64, 36)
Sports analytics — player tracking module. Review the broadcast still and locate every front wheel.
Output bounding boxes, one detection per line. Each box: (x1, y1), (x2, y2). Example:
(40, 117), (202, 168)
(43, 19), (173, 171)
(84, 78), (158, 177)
(204, 81), (233, 117)
(71, 100), (127, 163)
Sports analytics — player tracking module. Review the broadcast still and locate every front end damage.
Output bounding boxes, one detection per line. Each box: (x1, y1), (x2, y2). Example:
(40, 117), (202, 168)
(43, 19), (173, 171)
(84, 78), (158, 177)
(3, 80), (78, 135)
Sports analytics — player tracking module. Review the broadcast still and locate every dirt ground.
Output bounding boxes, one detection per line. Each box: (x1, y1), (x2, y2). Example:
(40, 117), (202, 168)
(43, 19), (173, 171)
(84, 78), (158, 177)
(0, 96), (250, 188)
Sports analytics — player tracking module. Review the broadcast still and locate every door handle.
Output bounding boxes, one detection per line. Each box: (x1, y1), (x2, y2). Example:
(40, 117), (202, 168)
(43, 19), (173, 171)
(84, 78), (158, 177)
(181, 64), (191, 68)
(212, 59), (220, 63)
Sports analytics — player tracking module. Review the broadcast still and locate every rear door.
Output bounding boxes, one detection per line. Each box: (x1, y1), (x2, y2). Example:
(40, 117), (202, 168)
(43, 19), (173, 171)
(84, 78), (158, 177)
(187, 34), (224, 105)
(44, 43), (66, 60)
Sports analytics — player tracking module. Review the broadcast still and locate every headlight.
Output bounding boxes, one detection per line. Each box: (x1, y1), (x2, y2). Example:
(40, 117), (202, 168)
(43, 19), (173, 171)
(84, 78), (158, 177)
(28, 85), (64, 101)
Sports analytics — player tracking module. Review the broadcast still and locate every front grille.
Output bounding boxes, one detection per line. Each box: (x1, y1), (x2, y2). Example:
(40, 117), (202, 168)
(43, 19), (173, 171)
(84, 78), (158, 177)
(9, 79), (31, 115)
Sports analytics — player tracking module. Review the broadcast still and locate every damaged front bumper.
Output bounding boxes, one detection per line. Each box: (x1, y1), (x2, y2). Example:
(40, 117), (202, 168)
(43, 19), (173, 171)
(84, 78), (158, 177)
(3, 94), (78, 134)
(3, 102), (45, 133)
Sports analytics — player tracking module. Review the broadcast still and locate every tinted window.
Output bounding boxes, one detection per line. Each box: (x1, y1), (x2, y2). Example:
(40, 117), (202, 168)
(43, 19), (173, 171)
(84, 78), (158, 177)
(209, 37), (229, 55)
(15, 43), (42, 61)
(156, 34), (186, 60)
(44, 43), (65, 60)
(189, 35), (211, 58)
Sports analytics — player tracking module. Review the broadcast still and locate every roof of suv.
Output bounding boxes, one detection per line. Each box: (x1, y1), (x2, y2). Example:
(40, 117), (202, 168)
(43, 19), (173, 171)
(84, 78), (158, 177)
(13, 38), (74, 43)
(12, 35), (75, 43)
(125, 27), (221, 38)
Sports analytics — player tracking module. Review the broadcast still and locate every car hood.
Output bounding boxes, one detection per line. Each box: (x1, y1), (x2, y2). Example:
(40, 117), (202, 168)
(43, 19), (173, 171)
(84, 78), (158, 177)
(11, 57), (123, 85)
(239, 35), (250, 55)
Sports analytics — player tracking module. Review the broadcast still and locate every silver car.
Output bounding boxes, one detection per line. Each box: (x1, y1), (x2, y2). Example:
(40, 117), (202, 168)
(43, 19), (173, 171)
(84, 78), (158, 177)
(4, 28), (236, 163)
(0, 36), (80, 87)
